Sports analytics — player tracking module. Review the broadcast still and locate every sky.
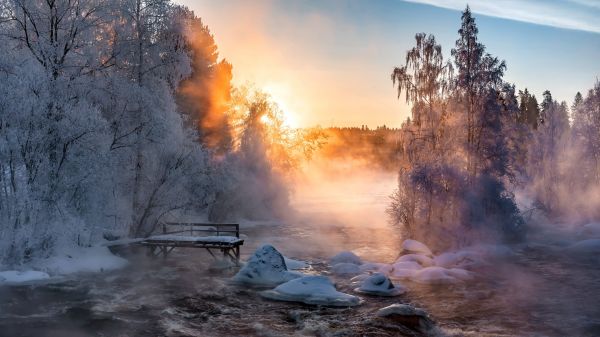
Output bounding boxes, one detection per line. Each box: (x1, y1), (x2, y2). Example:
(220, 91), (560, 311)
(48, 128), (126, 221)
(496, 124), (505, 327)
(177, 0), (600, 128)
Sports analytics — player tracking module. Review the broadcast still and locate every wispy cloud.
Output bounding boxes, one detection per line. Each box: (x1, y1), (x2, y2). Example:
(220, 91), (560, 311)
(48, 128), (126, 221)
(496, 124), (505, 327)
(402, 0), (600, 34)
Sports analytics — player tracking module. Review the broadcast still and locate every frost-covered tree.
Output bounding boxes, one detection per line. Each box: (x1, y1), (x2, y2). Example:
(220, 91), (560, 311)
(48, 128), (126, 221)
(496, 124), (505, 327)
(389, 7), (524, 251)
(0, 0), (222, 264)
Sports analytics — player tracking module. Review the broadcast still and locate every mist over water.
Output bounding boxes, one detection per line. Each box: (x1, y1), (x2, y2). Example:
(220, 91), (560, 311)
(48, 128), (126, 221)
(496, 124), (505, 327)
(288, 158), (401, 261)
(0, 160), (599, 337)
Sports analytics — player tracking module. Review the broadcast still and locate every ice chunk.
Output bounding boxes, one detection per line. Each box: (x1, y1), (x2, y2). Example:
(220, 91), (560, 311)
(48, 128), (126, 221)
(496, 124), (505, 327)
(0, 270), (50, 284)
(331, 262), (361, 276)
(261, 275), (361, 307)
(232, 245), (302, 287)
(284, 257), (309, 270)
(401, 239), (433, 256)
(412, 267), (457, 284)
(355, 273), (406, 296)
(330, 251), (363, 265)
(396, 253), (434, 267)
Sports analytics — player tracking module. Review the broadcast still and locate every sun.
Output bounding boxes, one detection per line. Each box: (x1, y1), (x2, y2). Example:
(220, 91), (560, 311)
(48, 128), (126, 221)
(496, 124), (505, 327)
(262, 83), (299, 128)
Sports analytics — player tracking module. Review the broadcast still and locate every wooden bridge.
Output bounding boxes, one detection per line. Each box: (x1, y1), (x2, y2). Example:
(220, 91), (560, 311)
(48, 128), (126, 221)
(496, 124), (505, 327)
(140, 222), (244, 263)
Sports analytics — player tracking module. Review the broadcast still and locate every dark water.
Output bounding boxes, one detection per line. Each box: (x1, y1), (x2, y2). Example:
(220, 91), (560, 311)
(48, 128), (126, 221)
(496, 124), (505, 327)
(1, 221), (599, 337)
(1, 169), (599, 337)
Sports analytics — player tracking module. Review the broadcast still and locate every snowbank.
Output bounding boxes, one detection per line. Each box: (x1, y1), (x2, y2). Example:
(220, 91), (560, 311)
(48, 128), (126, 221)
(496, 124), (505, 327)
(355, 273), (406, 296)
(232, 245), (303, 287)
(34, 246), (128, 275)
(401, 239), (433, 256)
(0, 270), (50, 284)
(330, 251), (363, 265)
(261, 275), (362, 307)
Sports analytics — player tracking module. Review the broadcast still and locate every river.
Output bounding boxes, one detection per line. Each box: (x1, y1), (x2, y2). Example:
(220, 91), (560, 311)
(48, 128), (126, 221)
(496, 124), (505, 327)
(0, 166), (598, 337)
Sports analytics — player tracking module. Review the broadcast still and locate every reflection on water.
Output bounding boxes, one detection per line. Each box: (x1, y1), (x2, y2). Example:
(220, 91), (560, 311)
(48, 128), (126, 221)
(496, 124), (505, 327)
(1, 167), (599, 336)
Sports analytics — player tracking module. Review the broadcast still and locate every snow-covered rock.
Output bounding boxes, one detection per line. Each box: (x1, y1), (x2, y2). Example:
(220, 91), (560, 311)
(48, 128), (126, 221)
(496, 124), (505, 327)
(390, 268), (418, 279)
(446, 268), (474, 281)
(261, 275), (362, 307)
(34, 246), (128, 275)
(232, 245), (302, 287)
(0, 270), (50, 284)
(331, 262), (361, 276)
(355, 273), (406, 296)
(433, 252), (459, 268)
(396, 253), (434, 267)
(390, 260), (422, 279)
(284, 257), (309, 270)
(330, 251), (363, 265)
(377, 303), (428, 318)
(412, 267), (458, 284)
(401, 239), (433, 256)
(376, 304), (433, 332)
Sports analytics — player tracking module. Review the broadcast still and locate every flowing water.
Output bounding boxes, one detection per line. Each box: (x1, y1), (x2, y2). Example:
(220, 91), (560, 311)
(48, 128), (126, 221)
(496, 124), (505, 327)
(1, 167), (599, 337)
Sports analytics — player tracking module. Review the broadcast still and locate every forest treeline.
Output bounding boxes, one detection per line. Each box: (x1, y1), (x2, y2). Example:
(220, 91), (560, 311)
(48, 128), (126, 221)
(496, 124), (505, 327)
(0, 0), (320, 266)
(315, 126), (402, 170)
(388, 7), (600, 251)
(0, 1), (598, 266)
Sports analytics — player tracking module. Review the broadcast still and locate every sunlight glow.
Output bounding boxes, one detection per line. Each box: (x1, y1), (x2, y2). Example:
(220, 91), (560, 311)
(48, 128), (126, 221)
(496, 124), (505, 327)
(263, 83), (299, 128)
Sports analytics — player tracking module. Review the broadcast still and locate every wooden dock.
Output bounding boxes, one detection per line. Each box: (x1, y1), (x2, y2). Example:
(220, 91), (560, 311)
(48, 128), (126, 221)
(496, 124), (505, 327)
(140, 223), (244, 263)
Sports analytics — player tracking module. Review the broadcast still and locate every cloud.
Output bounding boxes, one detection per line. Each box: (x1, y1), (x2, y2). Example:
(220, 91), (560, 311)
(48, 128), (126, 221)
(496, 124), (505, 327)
(402, 0), (600, 34)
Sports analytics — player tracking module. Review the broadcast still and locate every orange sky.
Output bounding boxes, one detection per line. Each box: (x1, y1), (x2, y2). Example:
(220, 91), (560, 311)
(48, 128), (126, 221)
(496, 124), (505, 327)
(177, 0), (409, 128)
(177, 0), (600, 129)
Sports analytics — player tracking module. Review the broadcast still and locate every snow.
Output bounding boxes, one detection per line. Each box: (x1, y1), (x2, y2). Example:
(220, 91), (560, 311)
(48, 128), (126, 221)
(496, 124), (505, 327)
(261, 275), (362, 307)
(34, 246), (129, 275)
(401, 239), (433, 256)
(145, 234), (242, 244)
(412, 266), (458, 284)
(0, 270), (50, 284)
(377, 303), (428, 318)
(284, 257), (309, 270)
(446, 268), (474, 281)
(355, 273), (406, 296)
(329, 251), (363, 265)
(433, 252), (459, 268)
(331, 262), (361, 276)
(392, 261), (423, 270)
(390, 261), (422, 279)
(232, 245), (303, 287)
(396, 253), (434, 267)
(100, 238), (145, 247)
